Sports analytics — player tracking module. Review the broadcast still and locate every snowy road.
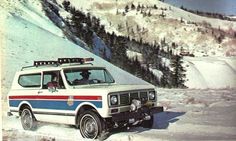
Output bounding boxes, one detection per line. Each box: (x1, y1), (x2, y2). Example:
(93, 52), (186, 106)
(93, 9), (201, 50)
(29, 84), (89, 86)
(2, 89), (236, 141)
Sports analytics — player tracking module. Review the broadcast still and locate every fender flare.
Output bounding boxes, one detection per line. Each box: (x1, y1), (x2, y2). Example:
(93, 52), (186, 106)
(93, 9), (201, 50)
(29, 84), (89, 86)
(18, 101), (33, 112)
(74, 102), (99, 124)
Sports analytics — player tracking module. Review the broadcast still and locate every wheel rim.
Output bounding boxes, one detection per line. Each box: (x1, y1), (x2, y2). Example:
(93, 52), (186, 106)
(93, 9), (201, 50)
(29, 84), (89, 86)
(21, 109), (33, 130)
(80, 114), (98, 139)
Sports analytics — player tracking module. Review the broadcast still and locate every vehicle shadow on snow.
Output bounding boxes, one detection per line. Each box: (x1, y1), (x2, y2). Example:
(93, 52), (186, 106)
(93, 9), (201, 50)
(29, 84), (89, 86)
(153, 111), (185, 129)
(110, 111), (185, 136)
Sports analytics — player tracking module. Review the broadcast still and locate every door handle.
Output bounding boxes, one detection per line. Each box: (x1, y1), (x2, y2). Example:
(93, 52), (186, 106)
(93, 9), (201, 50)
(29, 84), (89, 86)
(38, 91), (43, 94)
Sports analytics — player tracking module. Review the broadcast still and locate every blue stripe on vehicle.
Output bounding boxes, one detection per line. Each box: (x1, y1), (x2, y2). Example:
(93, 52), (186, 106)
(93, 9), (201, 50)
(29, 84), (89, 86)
(9, 100), (102, 110)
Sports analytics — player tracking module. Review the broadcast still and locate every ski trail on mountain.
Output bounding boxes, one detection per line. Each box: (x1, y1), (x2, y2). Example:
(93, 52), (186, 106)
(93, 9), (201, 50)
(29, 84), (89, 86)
(219, 59), (236, 74)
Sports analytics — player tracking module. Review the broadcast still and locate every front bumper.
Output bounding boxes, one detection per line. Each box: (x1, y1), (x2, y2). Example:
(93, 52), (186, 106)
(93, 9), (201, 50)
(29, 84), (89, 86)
(111, 106), (163, 122)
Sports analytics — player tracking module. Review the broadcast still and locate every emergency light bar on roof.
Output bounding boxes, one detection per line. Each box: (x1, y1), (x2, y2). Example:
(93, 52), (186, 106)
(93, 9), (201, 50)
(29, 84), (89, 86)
(33, 61), (58, 66)
(57, 58), (94, 64)
(33, 58), (94, 67)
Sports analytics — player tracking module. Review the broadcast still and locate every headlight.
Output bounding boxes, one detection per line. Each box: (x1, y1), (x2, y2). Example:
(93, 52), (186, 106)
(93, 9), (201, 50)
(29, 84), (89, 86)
(149, 91), (155, 100)
(110, 95), (118, 105)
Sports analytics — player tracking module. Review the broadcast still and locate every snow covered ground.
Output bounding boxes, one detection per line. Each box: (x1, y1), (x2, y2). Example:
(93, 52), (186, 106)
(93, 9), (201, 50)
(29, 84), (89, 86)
(2, 88), (236, 141)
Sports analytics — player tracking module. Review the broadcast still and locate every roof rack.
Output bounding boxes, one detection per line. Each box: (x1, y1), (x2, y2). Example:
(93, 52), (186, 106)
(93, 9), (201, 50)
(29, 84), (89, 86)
(21, 58), (94, 70)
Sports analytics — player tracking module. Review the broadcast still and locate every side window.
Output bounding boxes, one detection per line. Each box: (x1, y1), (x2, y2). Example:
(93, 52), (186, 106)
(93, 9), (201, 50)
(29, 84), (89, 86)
(90, 70), (104, 80)
(65, 71), (82, 82)
(42, 71), (65, 89)
(43, 74), (53, 86)
(18, 73), (41, 88)
(104, 70), (114, 83)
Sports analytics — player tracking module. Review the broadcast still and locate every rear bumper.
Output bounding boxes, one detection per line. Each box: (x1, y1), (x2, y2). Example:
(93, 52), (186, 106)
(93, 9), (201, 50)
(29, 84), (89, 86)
(111, 106), (163, 122)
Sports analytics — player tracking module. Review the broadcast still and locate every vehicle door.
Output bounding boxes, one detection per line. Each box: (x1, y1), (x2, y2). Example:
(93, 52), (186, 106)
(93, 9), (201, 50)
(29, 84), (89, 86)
(35, 70), (70, 124)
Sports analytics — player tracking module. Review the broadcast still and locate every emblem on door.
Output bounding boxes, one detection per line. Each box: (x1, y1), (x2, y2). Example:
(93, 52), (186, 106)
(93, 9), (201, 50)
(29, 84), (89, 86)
(67, 96), (74, 106)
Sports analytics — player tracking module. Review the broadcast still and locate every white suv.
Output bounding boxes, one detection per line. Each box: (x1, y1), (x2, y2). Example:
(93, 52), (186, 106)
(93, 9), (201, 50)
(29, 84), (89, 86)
(8, 58), (163, 139)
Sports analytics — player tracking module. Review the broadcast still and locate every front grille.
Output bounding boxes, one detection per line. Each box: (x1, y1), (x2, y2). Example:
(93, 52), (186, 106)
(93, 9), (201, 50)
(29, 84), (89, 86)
(140, 92), (148, 104)
(140, 92), (148, 98)
(130, 92), (139, 102)
(118, 91), (149, 106)
(120, 93), (129, 105)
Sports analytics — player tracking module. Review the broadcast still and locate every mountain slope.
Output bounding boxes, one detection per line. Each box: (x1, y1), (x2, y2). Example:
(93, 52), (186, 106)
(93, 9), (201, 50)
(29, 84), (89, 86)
(56, 0), (236, 57)
(53, 0), (236, 88)
(0, 0), (149, 100)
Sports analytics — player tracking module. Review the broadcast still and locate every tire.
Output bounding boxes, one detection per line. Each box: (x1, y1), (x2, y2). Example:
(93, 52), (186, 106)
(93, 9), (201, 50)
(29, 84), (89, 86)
(79, 110), (104, 139)
(21, 107), (37, 130)
(141, 115), (154, 128)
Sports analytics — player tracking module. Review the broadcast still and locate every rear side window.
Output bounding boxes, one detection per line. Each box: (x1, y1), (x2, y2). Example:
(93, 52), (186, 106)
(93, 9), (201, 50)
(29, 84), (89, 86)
(18, 73), (41, 88)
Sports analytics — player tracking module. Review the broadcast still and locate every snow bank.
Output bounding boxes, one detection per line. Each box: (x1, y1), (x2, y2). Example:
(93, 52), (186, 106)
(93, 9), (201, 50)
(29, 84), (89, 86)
(184, 57), (236, 89)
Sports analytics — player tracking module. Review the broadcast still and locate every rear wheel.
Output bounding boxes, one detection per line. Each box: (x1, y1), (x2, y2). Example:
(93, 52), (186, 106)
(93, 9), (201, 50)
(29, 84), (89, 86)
(141, 115), (154, 128)
(21, 107), (37, 130)
(79, 110), (104, 139)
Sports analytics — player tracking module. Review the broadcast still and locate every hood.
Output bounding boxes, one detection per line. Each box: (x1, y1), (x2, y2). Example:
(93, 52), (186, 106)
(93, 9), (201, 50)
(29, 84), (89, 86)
(72, 84), (155, 93)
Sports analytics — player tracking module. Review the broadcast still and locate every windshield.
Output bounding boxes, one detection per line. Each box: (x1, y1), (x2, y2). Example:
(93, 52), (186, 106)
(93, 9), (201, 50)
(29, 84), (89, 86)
(63, 68), (115, 86)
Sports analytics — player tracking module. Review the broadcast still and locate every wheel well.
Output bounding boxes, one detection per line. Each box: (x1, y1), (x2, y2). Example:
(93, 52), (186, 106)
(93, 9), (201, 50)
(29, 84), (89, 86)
(75, 105), (98, 126)
(19, 104), (30, 116)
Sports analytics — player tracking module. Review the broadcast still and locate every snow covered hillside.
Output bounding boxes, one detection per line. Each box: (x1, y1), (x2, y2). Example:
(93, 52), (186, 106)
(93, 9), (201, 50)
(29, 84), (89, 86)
(126, 50), (236, 88)
(3, 88), (236, 140)
(56, 0), (236, 57)
(0, 0), (149, 101)
(52, 0), (236, 89)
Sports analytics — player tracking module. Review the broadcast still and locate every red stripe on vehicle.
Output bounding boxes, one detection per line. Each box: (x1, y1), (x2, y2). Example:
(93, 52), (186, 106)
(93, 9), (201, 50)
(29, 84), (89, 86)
(74, 96), (102, 100)
(9, 95), (102, 100)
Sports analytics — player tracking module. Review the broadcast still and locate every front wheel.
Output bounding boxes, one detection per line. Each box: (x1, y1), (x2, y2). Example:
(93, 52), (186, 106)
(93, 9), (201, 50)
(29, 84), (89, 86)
(79, 110), (104, 139)
(21, 107), (37, 130)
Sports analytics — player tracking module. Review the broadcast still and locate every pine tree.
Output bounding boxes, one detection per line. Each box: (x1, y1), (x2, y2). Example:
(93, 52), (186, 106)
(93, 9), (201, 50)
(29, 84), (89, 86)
(133, 56), (142, 77)
(137, 4), (141, 11)
(125, 5), (129, 13)
(160, 65), (170, 87)
(148, 10), (152, 17)
(141, 4), (145, 9)
(154, 4), (158, 9)
(116, 9), (119, 15)
(131, 3), (136, 10)
(62, 0), (70, 12)
(170, 55), (186, 88)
